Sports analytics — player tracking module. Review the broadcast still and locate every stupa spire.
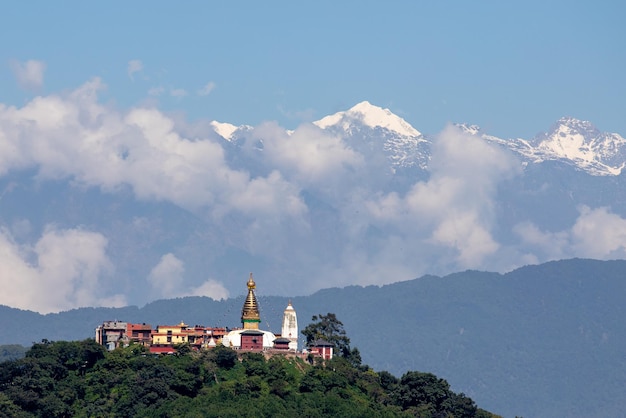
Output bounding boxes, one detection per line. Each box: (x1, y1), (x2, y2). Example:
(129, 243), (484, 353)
(241, 273), (261, 329)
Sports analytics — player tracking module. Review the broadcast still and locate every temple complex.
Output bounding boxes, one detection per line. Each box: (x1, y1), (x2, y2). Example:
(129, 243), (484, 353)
(96, 272), (300, 354)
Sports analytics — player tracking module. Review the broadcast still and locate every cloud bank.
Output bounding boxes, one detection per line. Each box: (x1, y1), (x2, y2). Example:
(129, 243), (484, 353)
(2, 75), (626, 313)
(0, 225), (123, 314)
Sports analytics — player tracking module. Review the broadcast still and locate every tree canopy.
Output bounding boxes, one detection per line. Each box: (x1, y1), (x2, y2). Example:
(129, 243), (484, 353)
(301, 312), (352, 356)
(0, 339), (500, 418)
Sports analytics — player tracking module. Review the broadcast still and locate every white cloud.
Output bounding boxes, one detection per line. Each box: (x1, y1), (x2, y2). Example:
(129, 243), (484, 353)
(365, 125), (519, 269)
(189, 279), (229, 301)
(571, 206), (626, 257)
(197, 81), (216, 96)
(0, 79), (313, 309)
(127, 59), (143, 80)
(0, 79), (306, 220)
(10, 59), (46, 90)
(514, 206), (626, 261)
(170, 88), (188, 98)
(253, 122), (364, 187)
(0, 226), (123, 314)
(148, 253), (184, 297)
(223, 170), (307, 217)
(514, 206), (626, 262)
(513, 222), (569, 259)
(148, 253), (229, 301)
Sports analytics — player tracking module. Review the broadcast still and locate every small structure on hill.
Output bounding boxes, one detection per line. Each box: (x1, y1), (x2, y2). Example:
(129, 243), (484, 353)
(95, 321), (128, 351)
(309, 339), (334, 360)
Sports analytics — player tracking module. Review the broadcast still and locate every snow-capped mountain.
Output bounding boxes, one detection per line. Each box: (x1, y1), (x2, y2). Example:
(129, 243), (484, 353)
(312, 101), (430, 171)
(210, 121), (253, 142)
(313, 101), (421, 138)
(480, 117), (626, 176)
(209, 121), (239, 141)
(211, 101), (431, 173)
(213, 103), (626, 177)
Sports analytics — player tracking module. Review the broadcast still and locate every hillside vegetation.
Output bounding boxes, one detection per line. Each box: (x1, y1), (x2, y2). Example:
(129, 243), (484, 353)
(0, 339), (499, 418)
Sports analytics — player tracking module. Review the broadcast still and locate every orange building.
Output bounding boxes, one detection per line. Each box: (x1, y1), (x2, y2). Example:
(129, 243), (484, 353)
(127, 323), (152, 346)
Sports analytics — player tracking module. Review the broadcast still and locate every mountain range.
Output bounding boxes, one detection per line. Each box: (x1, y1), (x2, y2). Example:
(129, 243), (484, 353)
(221, 101), (626, 176)
(0, 95), (626, 315)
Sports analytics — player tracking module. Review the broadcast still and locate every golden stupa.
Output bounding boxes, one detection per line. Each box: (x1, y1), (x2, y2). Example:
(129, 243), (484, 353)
(241, 273), (261, 329)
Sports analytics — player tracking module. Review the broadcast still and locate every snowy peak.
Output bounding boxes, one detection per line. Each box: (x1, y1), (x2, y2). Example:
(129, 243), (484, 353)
(313, 101), (429, 170)
(314, 101), (422, 138)
(210, 121), (252, 141)
(533, 117), (626, 173)
(455, 123), (482, 136)
(210, 121), (239, 141)
(479, 117), (626, 176)
(532, 117), (600, 147)
(553, 116), (600, 137)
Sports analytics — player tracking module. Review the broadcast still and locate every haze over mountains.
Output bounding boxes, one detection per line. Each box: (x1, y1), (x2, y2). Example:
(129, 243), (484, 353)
(1, 88), (625, 314)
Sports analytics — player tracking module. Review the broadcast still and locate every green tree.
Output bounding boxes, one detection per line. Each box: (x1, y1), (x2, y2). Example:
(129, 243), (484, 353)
(0, 393), (30, 418)
(241, 352), (269, 377)
(214, 345), (238, 369)
(301, 313), (352, 357)
(393, 370), (479, 417)
(379, 370), (399, 391)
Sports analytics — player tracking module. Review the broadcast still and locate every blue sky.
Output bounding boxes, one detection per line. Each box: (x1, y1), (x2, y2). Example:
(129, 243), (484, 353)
(2, 1), (624, 138)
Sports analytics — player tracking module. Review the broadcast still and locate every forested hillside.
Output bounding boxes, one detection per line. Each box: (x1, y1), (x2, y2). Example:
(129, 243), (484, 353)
(0, 340), (499, 418)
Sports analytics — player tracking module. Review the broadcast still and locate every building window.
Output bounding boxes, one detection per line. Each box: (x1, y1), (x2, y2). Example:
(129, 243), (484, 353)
(167, 336), (172, 343)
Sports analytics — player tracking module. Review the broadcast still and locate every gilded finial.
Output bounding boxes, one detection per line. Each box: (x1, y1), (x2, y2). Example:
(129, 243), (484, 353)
(247, 272), (256, 290)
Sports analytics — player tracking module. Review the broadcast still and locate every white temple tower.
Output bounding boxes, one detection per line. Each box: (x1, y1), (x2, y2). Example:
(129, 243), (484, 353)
(281, 301), (298, 351)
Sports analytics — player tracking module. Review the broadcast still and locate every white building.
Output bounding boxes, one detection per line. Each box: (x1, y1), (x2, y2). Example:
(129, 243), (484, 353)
(281, 301), (298, 351)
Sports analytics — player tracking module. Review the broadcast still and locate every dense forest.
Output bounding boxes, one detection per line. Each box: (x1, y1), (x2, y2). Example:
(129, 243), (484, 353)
(0, 339), (499, 417)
